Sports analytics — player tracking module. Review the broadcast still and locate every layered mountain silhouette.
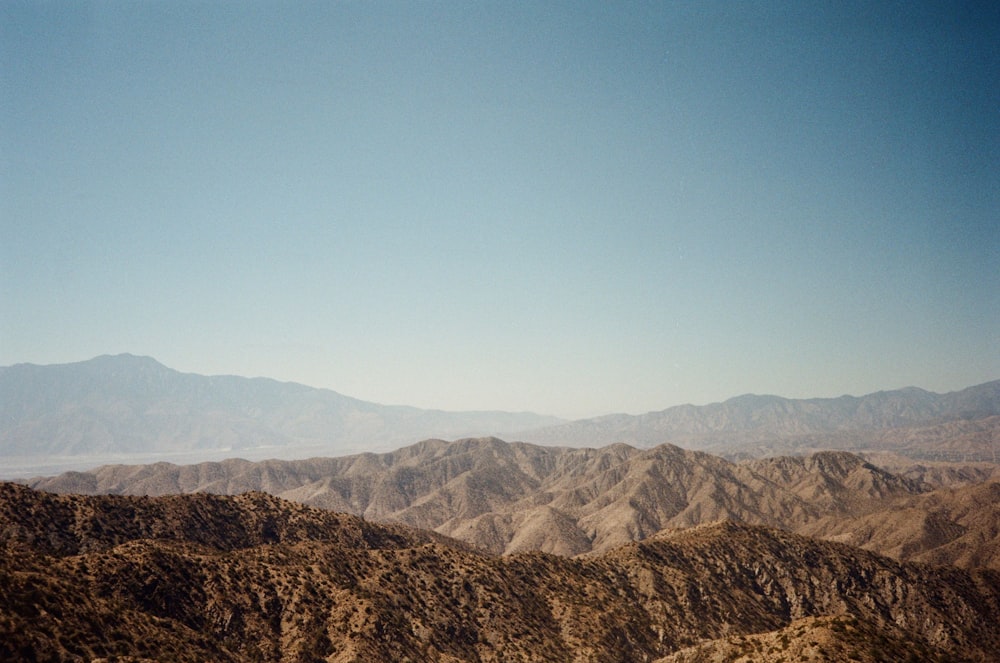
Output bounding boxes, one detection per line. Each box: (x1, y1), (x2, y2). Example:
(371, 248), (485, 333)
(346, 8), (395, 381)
(0, 354), (561, 463)
(7, 357), (1000, 660)
(28, 437), (1000, 569)
(517, 381), (1000, 461)
(3, 483), (999, 662)
(3, 355), (997, 475)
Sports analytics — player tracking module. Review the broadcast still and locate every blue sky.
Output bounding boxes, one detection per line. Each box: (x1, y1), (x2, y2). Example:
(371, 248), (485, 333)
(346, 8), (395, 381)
(2, 1), (998, 418)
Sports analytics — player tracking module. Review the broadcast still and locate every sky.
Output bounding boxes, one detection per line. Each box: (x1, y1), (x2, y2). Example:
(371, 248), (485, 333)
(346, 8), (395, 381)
(2, 1), (998, 419)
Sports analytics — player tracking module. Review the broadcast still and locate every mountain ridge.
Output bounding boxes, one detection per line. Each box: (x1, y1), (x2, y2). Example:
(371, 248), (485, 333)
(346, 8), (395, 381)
(3, 354), (997, 474)
(517, 379), (1000, 460)
(0, 354), (563, 467)
(3, 483), (999, 661)
(0, 354), (1000, 478)
(29, 436), (1000, 569)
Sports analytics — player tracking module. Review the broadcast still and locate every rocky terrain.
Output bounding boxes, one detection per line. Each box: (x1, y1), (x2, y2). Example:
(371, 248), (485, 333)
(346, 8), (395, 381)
(797, 479), (1000, 570)
(3, 483), (999, 662)
(7, 361), (1000, 659)
(29, 437), (1000, 570)
(655, 614), (959, 663)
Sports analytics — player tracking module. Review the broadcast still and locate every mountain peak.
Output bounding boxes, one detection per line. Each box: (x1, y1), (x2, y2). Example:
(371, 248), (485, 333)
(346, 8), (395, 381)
(0, 356), (562, 465)
(88, 353), (172, 373)
(93, 352), (162, 363)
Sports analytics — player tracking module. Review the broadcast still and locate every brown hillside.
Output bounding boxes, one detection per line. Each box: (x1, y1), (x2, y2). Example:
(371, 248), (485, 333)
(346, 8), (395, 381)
(3, 485), (1000, 661)
(799, 480), (1000, 570)
(30, 438), (939, 558)
(655, 614), (964, 663)
(0, 482), (463, 557)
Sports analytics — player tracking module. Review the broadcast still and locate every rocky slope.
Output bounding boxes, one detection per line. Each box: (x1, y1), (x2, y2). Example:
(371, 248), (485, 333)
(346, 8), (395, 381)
(655, 614), (960, 663)
(29, 437), (1000, 569)
(0, 481), (461, 557)
(798, 479), (1000, 570)
(27, 438), (926, 556)
(3, 484), (1000, 662)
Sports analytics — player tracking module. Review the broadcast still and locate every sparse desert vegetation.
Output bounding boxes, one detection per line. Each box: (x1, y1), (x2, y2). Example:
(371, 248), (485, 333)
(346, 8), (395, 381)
(2, 482), (1000, 661)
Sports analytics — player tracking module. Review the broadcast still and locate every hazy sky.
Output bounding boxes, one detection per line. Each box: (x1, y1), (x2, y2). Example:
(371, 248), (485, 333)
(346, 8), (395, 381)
(2, 1), (998, 418)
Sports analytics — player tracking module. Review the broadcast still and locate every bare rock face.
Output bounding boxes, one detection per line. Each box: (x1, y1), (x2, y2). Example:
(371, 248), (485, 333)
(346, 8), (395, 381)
(3, 484), (1000, 662)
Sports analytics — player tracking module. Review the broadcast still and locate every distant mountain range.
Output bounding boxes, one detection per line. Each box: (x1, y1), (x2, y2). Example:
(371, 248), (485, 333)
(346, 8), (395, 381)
(517, 380), (1000, 461)
(0, 354), (562, 470)
(1, 354), (998, 475)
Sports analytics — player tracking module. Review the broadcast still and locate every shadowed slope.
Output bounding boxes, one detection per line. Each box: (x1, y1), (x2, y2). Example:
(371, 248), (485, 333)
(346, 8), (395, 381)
(0, 482), (462, 556)
(2, 485), (999, 661)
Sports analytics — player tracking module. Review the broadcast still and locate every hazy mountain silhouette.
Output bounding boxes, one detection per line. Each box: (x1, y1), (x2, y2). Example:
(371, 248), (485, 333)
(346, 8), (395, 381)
(3, 355), (997, 478)
(0, 354), (562, 468)
(516, 380), (1000, 461)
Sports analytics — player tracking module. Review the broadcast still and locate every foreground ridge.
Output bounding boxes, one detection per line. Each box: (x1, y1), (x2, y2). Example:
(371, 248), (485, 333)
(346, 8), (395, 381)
(2, 484), (999, 661)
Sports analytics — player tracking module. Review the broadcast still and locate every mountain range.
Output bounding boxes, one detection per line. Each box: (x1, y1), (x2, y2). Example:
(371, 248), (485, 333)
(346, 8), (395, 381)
(3, 482), (999, 661)
(7, 355), (1000, 660)
(0, 354), (561, 475)
(2, 355), (998, 478)
(28, 436), (1000, 570)
(518, 381), (1000, 461)
(7, 355), (1000, 478)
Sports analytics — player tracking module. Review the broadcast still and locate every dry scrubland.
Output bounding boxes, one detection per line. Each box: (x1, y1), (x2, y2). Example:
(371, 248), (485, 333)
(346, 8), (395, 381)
(4, 436), (1000, 661)
(2, 483), (1000, 661)
(30, 438), (1000, 569)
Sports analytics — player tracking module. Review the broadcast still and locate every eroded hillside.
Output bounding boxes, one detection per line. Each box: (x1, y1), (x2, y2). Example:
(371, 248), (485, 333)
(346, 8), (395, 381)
(29, 437), (1000, 568)
(2, 484), (999, 662)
